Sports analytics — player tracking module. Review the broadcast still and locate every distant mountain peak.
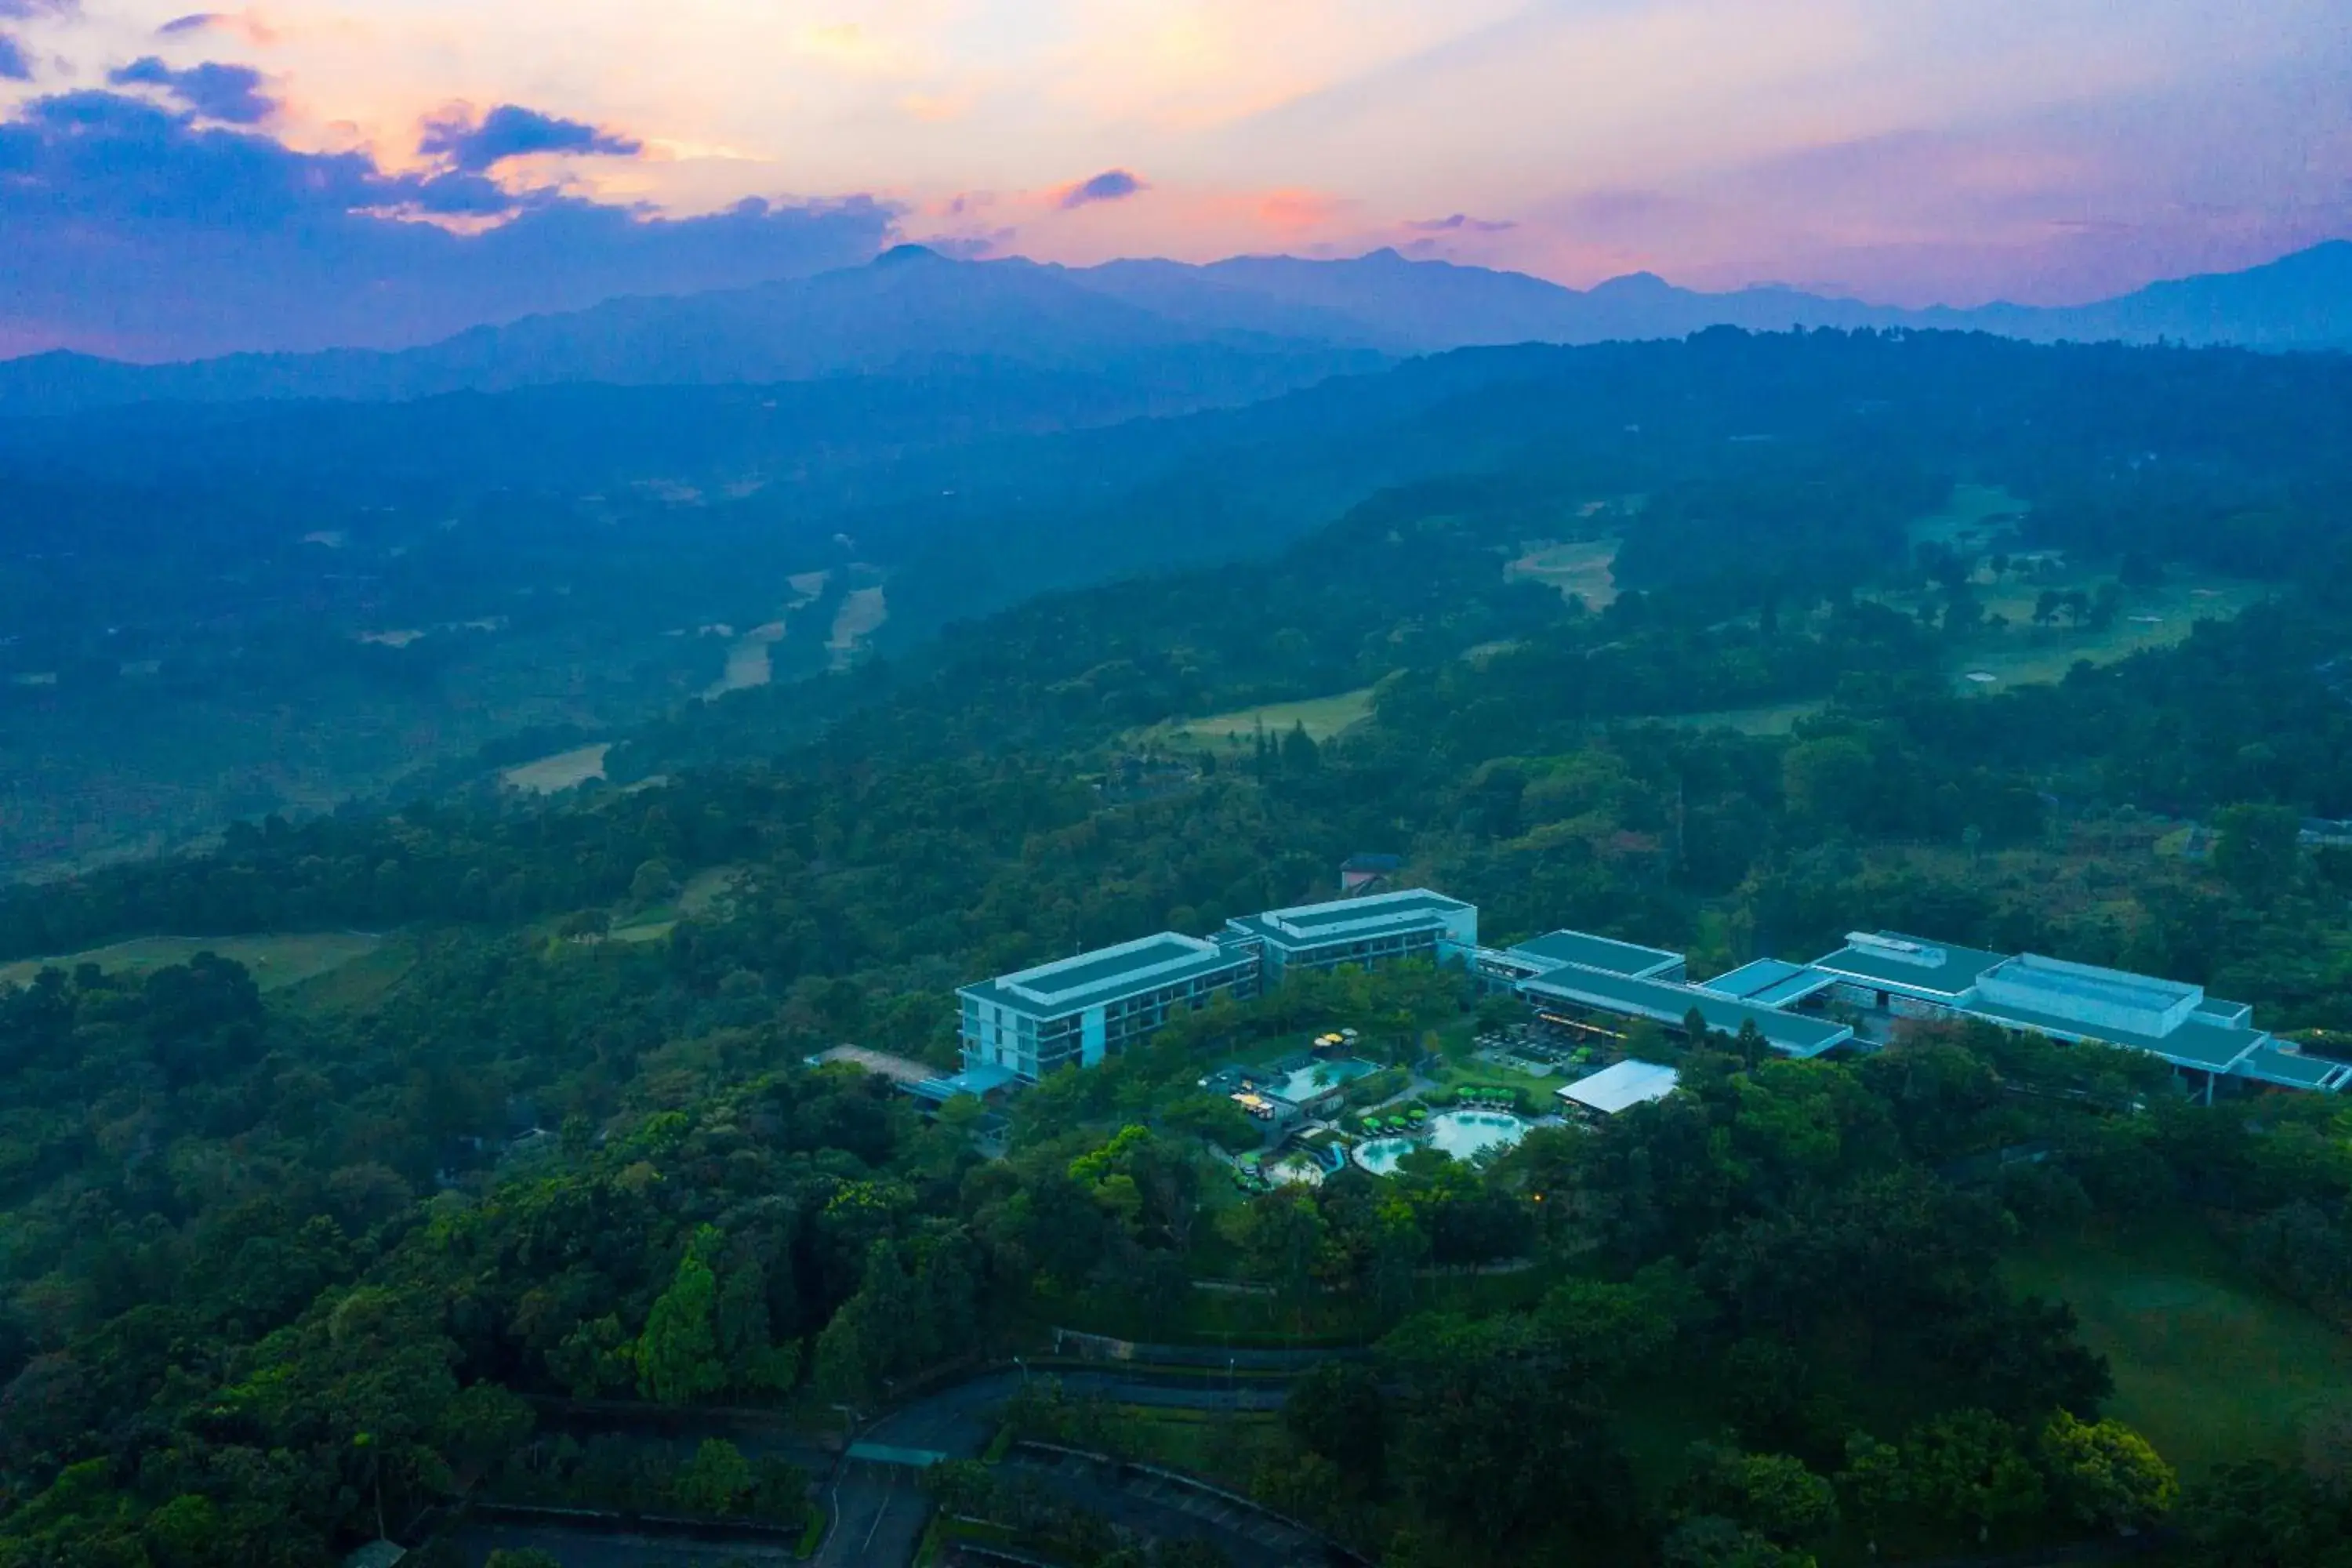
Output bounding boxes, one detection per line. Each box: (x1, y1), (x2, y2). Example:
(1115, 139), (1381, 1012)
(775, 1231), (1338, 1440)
(1589, 270), (1675, 294)
(3, 238), (2345, 418)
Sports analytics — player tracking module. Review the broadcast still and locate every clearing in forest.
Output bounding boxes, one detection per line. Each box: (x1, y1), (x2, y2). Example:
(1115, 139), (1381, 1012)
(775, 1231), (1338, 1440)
(1951, 575), (2268, 691)
(1507, 538), (1620, 608)
(702, 621), (787, 699)
(0, 931), (383, 993)
(2005, 1221), (2352, 1476)
(828, 585), (889, 670)
(500, 742), (611, 793)
(1647, 699), (1827, 736)
(1906, 482), (2029, 551)
(1889, 484), (2269, 693)
(608, 864), (746, 945)
(1149, 687), (1378, 750)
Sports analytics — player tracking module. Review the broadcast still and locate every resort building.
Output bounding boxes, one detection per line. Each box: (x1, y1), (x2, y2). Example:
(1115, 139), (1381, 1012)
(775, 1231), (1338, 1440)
(1523, 967), (1858, 1058)
(1223, 888), (1479, 983)
(1475, 928), (1686, 989)
(1803, 932), (2350, 1098)
(1558, 1059), (1682, 1117)
(958, 931), (1261, 1082)
(1492, 921), (2345, 1094)
(953, 891), (2350, 1098)
(956, 887), (1471, 1083)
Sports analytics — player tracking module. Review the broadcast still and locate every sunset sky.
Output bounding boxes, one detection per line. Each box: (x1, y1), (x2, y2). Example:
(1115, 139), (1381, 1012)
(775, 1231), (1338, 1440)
(4, 0), (2348, 358)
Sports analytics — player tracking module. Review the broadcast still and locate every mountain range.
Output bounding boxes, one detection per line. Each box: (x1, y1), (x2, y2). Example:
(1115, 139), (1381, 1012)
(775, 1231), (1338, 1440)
(2, 238), (2346, 417)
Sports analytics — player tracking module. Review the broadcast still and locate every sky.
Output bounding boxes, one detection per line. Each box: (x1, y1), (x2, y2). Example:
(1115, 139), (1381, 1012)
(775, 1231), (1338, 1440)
(3, 0), (2348, 359)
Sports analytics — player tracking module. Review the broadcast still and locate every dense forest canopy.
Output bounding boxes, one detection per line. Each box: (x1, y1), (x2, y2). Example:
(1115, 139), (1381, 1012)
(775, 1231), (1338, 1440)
(6, 327), (2352, 874)
(3, 328), (2351, 1567)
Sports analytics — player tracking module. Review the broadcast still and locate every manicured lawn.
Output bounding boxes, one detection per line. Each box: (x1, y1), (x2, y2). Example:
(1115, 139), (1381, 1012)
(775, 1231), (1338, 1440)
(2004, 1219), (2352, 1476)
(0, 931), (384, 994)
(1950, 574), (2268, 691)
(1506, 538), (1621, 608)
(1428, 1056), (1565, 1104)
(1149, 688), (1378, 750)
(499, 742), (611, 793)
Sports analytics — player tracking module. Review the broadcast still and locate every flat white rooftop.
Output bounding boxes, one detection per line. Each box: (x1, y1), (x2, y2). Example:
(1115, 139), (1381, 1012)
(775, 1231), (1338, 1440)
(1559, 1058), (1682, 1116)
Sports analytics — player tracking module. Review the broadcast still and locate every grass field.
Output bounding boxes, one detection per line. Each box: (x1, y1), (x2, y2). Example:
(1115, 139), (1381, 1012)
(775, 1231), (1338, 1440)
(1648, 699), (1827, 736)
(1147, 688), (1378, 751)
(702, 621), (786, 699)
(0, 931), (383, 993)
(1507, 538), (1620, 608)
(609, 863), (746, 943)
(1907, 482), (2028, 550)
(1888, 483), (2269, 693)
(1950, 576), (2269, 691)
(500, 742), (611, 793)
(827, 585), (888, 671)
(2005, 1220), (2352, 1476)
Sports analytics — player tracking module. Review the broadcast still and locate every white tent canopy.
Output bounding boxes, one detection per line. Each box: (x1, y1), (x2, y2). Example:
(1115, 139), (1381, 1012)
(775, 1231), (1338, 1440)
(1558, 1059), (1681, 1116)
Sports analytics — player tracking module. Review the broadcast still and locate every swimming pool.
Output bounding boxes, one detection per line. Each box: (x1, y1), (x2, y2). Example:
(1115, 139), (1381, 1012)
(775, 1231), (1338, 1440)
(1352, 1137), (1416, 1175)
(1269, 1058), (1376, 1103)
(1425, 1109), (1526, 1160)
(1352, 1111), (1526, 1174)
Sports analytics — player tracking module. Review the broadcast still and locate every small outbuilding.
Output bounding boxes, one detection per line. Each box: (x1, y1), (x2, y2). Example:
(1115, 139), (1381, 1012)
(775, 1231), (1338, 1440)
(1557, 1059), (1681, 1117)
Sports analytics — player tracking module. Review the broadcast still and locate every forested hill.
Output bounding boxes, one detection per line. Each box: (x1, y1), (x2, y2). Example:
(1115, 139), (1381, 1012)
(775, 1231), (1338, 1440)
(4, 328), (2352, 1567)
(7, 238), (2349, 419)
(7, 328), (2350, 879)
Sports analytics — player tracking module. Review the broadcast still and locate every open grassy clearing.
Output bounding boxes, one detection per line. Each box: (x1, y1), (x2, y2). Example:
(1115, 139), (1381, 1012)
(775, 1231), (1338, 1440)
(1646, 699), (1827, 736)
(1507, 537), (1621, 608)
(1147, 688), (1378, 751)
(2005, 1220), (2352, 1476)
(278, 938), (416, 1014)
(701, 621), (786, 699)
(1949, 575), (2270, 691)
(1881, 485), (2270, 693)
(499, 742), (611, 793)
(1906, 482), (2029, 551)
(826, 584), (889, 670)
(608, 863), (747, 944)
(0, 931), (383, 993)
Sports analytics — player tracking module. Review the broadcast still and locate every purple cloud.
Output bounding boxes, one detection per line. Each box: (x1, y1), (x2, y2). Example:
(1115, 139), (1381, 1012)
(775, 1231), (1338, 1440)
(1056, 169), (1145, 210)
(108, 56), (274, 124)
(1406, 212), (1515, 234)
(419, 103), (641, 172)
(0, 0), (64, 80)
(156, 12), (220, 33)
(0, 89), (894, 360)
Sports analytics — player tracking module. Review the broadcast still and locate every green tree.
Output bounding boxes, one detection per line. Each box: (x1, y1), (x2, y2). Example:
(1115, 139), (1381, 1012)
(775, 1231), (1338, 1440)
(2212, 803), (2303, 900)
(1220, 1187), (1327, 1301)
(1906, 1409), (2048, 1544)
(2041, 1410), (2176, 1530)
(1662, 1514), (1820, 1568)
(1680, 1444), (1838, 1545)
(1282, 720), (1321, 773)
(1283, 1360), (1388, 1487)
(1781, 735), (1873, 827)
(675, 1437), (755, 1515)
(637, 1244), (728, 1405)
